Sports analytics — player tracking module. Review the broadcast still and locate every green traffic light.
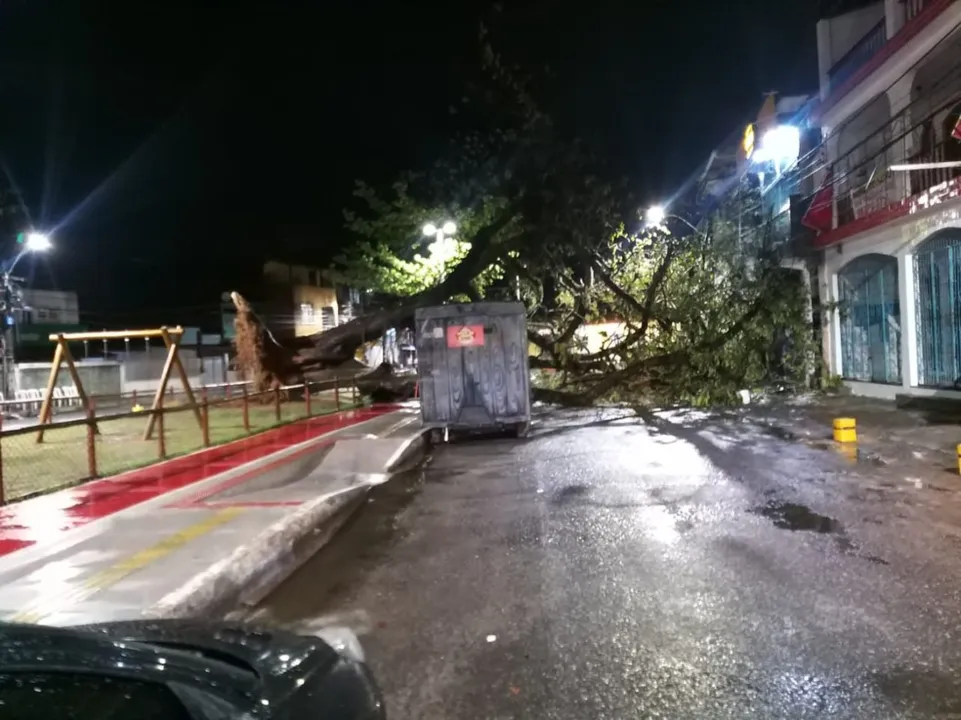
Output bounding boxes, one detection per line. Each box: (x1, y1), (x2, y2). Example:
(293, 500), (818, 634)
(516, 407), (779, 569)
(15, 232), (23, 244)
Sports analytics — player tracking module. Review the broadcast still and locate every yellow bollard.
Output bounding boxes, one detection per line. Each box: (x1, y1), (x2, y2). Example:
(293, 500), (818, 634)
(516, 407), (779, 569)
(956, 444), (961, 475)
(833, 417), (857, 443)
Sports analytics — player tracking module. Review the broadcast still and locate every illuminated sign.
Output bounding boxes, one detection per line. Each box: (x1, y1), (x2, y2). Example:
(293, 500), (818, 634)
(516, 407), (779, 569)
(742, 124), (755, 159)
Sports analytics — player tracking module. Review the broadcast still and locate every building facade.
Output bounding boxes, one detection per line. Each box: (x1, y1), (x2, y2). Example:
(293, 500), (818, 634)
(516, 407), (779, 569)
(811, 0), (961, 398)
(261, 260), (362, 341)
(15, 289), (85, 356)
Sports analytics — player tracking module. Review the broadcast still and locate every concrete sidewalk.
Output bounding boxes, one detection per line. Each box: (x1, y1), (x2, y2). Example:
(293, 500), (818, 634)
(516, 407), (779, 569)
(747, 393), (961, 476)
(0, 404), (426, 626)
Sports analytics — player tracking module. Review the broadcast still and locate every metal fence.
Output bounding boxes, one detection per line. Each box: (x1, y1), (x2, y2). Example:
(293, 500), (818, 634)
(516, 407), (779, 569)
(0, 376), (363, 505)
(915, 229), (961, 387)
(838, 254), (902, 384)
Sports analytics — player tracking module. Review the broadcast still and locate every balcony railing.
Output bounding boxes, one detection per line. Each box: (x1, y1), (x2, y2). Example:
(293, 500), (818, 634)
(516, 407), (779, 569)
(827, 18), (888, 96)
(832, 92), (961, 233)
(906, 0), (930, 23)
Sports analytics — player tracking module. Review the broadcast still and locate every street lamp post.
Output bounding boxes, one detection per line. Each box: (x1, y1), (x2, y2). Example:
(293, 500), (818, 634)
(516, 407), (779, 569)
(2, 231), (52, 398)
(423, 220), (457, 283)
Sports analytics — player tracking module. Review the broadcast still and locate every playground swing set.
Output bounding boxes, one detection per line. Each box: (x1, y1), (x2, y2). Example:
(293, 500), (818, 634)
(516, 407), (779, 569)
(34, 326), (202, 443)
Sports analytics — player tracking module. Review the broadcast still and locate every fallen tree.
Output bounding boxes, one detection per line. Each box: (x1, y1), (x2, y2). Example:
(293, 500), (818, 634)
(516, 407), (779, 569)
(230, 17), (814, 406)
(231, 176), (812, 407)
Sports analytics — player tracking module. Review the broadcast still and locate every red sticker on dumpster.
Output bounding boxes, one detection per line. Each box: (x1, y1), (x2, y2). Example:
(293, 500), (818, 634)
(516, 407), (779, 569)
(447, 325), (485, 348)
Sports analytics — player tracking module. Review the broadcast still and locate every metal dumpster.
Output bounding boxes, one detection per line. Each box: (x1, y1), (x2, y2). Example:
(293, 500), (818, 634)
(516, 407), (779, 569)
(415, 302), (531, 439)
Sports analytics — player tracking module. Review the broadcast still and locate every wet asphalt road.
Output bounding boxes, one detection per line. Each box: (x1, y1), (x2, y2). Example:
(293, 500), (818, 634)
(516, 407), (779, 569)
(255, 408), (961, 719)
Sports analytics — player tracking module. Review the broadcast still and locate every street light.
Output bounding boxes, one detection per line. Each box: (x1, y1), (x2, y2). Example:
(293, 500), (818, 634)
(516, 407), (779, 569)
(423, 221), (457, 239)
(9, 231), (52, 276)
(25, 232), (51, 252)
(423, 221), (458, 282)
(1, 230), (52, 398)
(644, 205), (698, 233)
(645, 205), (666, 226)
(751, 125), (800, 166)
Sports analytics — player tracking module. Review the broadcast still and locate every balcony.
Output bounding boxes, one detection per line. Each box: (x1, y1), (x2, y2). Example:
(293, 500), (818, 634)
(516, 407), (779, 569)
(835, 139), (961, 227)
(906, 0), (931, 23)
(820, 78), (961, 246)
(821, 0), (956, 117)
(827, 17), (887, 98)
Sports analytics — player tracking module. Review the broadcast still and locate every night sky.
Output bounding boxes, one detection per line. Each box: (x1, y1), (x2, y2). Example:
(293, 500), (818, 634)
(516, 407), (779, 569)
(0, 0), (818, 330)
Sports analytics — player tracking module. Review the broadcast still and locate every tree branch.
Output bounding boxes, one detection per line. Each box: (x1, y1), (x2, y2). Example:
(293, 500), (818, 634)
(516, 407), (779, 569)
(294, 202), (522, 364)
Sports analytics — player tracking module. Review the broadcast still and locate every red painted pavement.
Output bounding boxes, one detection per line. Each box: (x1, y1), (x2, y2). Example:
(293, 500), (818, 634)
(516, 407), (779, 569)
(164, 429), (349, 509)
(0, 405), (400, 558)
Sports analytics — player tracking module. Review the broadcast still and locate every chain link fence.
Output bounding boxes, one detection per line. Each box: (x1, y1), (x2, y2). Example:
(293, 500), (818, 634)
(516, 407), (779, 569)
(0, 377), (362, 504)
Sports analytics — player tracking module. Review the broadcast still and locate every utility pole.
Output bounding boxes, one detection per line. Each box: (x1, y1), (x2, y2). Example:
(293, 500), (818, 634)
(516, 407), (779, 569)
(0, 273), (21, 399)
(0, 232), (53, 398)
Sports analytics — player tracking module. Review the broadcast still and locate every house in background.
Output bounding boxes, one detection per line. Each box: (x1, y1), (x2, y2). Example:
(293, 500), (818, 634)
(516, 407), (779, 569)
(21, 289), (80, 326)
(811, 0), (961, 398)
(15, 289), (86, 358)
(261, 260), (362, 342)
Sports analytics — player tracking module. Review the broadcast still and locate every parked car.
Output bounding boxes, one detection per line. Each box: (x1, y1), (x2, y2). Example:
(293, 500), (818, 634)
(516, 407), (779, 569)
(0, 619), (385, 719)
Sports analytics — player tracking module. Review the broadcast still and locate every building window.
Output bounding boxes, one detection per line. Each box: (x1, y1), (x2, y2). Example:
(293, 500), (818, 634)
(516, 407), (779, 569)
(299, 303), (315, 325)
(837, 254), (901, 384)
(915, 230), (961, 388)
(320, 306), (336, 330)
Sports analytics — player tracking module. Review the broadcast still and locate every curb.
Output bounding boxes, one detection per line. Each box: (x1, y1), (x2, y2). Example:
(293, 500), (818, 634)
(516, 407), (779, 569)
(143, 427), (429, 620)
(0, 408), (403, 577)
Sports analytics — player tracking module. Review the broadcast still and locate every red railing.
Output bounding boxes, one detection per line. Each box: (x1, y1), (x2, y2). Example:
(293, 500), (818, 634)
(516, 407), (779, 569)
(906, 0), (930, 23)
(0, 377), (362, 505)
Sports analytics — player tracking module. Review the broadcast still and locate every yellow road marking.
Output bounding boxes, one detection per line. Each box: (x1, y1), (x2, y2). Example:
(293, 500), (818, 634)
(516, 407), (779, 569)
(10, 508), (244, 624)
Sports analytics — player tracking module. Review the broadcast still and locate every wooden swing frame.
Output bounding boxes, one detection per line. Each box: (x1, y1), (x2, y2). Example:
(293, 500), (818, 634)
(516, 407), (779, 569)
(35, 326), (202, 443)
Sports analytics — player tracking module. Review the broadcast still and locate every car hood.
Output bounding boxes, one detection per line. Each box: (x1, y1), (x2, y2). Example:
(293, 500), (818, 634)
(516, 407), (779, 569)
(71, 618), (340, 680)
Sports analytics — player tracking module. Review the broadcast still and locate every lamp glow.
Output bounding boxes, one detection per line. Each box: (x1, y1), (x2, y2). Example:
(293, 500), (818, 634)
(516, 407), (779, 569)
(25, 233), (52, 252)
(645, 205), (666, 226)
(753, 125), (800, 164)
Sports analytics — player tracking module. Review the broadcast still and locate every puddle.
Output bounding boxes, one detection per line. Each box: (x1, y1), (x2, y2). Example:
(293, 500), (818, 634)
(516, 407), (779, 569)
(873, 667), (961, 714)
(551, 484), (591, 506)
(754, 501), (839, 533)
(858, 452), (887, 467)
(752, 500), (889, 566)
(759, 424), (799, 442)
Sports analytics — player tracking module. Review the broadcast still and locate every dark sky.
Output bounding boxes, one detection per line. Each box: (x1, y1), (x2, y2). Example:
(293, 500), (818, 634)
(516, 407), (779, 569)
(0, 0), (818, 329)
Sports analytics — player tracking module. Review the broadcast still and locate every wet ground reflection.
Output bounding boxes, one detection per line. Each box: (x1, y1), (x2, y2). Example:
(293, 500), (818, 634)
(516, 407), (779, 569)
(752, 500), (888, 565)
